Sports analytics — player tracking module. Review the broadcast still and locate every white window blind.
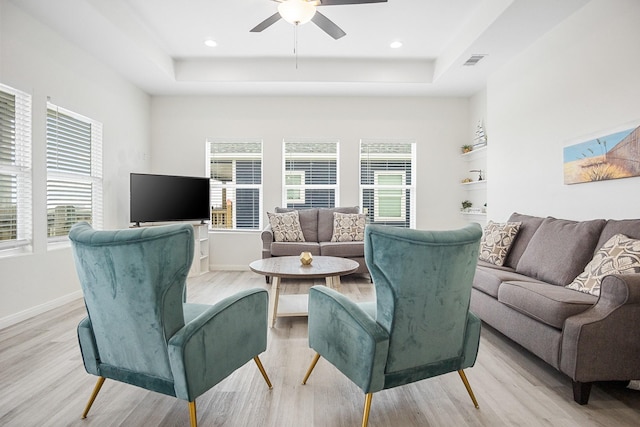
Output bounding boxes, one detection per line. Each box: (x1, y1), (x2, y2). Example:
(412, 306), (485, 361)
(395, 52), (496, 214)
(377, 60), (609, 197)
(0, 84), (32, 251)
(283, 139), (338, 208)
(46, 103), (103, 240)
(208, 139), (262, 230)
(360, 140), (416, 228)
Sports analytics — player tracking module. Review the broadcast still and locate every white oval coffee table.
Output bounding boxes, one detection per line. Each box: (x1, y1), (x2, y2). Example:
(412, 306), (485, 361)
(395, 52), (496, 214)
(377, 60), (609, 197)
(249, 256), (359, 327)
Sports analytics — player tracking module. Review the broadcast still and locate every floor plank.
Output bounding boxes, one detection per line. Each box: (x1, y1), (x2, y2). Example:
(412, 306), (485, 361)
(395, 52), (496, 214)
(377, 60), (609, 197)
(0, 271), (639, 426)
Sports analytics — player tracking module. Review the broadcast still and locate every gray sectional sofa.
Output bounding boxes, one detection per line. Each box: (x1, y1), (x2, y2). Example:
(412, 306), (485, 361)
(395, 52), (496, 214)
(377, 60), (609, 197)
(260, 207), (369, 282)
(470, 212), (640, 404)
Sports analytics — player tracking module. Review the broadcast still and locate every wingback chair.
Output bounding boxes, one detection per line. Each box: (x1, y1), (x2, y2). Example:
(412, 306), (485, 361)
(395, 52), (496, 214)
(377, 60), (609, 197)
(302, 223), (483, 427)
(69, 222), (272, 427)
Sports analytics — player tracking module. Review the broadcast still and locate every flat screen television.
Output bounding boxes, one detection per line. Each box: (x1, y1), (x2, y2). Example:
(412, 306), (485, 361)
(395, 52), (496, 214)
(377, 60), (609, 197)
(130, 173), (210, 226)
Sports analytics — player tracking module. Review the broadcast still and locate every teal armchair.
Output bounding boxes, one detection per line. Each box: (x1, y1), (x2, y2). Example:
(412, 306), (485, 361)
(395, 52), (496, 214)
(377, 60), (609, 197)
(69, 222), (272, 427)
(302, 223), (483, 427)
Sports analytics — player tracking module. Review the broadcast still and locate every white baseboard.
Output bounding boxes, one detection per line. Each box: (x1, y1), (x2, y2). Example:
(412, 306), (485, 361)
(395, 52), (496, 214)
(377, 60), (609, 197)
(0, 290), (83, 330)
(209, 264), (250, 271)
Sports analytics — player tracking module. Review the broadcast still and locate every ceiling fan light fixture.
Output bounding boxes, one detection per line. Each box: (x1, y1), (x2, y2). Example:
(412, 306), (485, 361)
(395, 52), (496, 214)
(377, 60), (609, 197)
(278, 0), (316, 25)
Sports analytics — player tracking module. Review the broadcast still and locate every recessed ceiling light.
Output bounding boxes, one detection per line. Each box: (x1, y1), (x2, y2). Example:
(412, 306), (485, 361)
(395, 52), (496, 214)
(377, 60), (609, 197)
(204, 39), (218, 48)
(390, 41), (403, 49)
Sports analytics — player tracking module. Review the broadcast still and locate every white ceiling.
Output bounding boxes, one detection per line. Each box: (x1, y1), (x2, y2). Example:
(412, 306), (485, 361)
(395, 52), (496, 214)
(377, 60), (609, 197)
(11, 0), (590, 96)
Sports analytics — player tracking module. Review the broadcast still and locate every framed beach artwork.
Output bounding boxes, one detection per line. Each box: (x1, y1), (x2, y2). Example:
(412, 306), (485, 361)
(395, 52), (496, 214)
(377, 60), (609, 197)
(563, 123), (640, 185)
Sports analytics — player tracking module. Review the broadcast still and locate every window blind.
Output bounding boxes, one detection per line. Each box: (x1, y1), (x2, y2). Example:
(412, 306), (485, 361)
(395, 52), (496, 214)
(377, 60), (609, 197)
(283, 139), (338, 209)
(208, 139), (262, 230)
(360, 140), (416, 228)
(46, 104), (102, 239)
(0, 84), (32, 250)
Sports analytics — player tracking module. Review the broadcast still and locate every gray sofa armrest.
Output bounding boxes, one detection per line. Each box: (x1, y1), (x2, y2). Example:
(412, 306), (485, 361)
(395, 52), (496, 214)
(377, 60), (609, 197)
(560, 274), (640, 383)
(261, 224), (274, 259)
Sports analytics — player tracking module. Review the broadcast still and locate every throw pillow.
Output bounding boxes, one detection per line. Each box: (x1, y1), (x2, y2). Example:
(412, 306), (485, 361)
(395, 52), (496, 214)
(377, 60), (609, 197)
(331, 212), (366, 242)
(566, 233), (640, 296)
(478, 221), (522, 266)
(267, 211), (305, 242)
(515, 217), (606, 286)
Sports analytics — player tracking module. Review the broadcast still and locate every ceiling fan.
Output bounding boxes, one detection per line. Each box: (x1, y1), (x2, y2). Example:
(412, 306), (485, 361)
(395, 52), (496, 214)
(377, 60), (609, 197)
(250, 0), (388, 40)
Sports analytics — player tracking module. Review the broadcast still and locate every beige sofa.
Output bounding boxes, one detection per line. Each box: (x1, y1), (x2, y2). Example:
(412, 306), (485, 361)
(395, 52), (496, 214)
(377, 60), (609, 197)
(470, 212), (640, 404)
(260, 207), (369, 282)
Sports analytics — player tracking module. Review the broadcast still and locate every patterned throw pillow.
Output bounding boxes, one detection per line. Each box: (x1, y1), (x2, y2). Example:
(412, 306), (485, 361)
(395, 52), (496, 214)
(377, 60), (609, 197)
(478, 221), (522, 266)
(566, 233), (640, 296)
(330, 212), (366, 242)
(267, 211), (305, 242)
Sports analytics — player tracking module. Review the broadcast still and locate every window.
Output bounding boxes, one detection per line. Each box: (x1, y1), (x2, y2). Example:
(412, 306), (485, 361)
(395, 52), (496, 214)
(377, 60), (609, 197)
(285, 171), (305, 204)
(360, 140), (416, 228)
(208, 139), (262, 230)
(283, 139), (338, 208)
(374, 171), (406, 221)
(46, 103), (103, 240)
(0, 84), (32, 251)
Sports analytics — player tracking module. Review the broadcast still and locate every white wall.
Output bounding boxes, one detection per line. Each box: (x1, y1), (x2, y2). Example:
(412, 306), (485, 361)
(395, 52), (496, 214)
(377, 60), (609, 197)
(486, 0), (640, 222)
(0, 1), (151, 327)
(151, 96), (470, 269)
(469, 88), (488, 142)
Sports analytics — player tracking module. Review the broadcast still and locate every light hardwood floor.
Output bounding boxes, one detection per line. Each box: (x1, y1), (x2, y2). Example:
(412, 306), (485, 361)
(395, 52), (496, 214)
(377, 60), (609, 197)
(1, 271), (639, 426)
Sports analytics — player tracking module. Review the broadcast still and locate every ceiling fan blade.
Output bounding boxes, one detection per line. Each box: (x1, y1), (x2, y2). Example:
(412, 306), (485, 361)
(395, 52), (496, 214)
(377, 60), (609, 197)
(250, 12), (281, 32)
(311, 11), (346, 40)
(318, 0), (387, 5)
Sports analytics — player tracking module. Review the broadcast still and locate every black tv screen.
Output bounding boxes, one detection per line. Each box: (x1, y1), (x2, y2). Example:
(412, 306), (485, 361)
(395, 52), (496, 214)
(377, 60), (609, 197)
(130, 173), (210, 225)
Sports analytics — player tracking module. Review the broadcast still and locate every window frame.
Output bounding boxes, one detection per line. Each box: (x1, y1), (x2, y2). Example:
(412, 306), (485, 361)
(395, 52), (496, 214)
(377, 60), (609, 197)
(285, 170), (306, 204)
(0, 83), (32, 253)
(373, 170), (407, 222)
(207, 139), (263, 231)
(282, 139), (339, 209)
(46, 102), (103, 243)
(359, 139), (416, 228)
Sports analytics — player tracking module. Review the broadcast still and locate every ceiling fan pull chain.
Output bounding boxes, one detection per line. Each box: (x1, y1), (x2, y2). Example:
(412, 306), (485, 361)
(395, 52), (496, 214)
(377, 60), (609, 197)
(294, 24), (299, 69)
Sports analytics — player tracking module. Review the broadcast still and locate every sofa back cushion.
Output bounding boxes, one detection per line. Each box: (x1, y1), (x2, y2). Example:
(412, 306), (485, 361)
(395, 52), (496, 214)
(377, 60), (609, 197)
(596, 219), (640, 252)
(318, 207), (359, 242)
(275, 207), (319, 242)
(504, 213), (545, 269)
(515, 217), (606, 286)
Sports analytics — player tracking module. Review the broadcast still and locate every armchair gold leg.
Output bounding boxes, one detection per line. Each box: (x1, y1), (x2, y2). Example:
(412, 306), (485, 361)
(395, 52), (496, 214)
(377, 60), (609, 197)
(302, 353), (321, 385)
(189, 401), (197, 427)
(458, 369), (479, 409)
(81, 376), (106, 419)
(362, 393), (373, 427)
(254, 356), (273, 389)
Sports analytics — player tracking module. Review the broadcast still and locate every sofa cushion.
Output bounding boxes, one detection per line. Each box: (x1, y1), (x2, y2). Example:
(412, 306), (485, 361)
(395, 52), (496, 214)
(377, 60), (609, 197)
(473, 265), (546, 298)
(270, 242), (321, 257)
(498, 281), (596, 329)
(318, 207), (359, 242)
(566, 233), (640, 296)
(331, 212), (366, 242)
(596, 219), (640, 251)
(504, 213), (545, 269)
(319, 241), (365, 258)
(479, 221), (521, 266)
(275, 207), (318, 242)
(476, 259), (515, 271)
(515, 217), (606, 286)
(267, 211), (305, 242)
